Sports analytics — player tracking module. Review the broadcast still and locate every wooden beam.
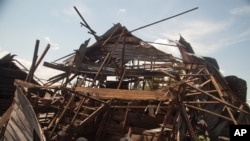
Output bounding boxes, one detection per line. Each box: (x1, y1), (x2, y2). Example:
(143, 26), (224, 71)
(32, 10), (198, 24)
(186, 90), (218, 96)
(185, 104), (233, 122)
(183, 101), (220, 104)
(180, 103), (197, 141)
(186, 83), (249, 114)
(79, 102), (108, 126)
(209, 74), (238, 124)
(75, 87), (169, 100)
(34, 44), (50, 72)
(110, 105), (170, 109)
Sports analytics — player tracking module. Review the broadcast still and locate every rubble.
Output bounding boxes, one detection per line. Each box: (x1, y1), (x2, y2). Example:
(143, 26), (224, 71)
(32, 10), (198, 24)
(0, 7), (250, 141)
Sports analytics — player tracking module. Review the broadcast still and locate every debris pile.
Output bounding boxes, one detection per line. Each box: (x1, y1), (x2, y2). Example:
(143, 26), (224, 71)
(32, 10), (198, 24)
(0, 7), (249, 141)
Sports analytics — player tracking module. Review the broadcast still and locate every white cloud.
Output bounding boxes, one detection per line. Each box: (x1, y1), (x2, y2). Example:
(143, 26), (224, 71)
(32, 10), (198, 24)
(230, 5), (250, 15)
(119, 8), (127, 13)
(156, 19), (234, 56)
(180, 20), (231, 37)
(44, 36), (50, 42)
(236, 28), (250, 42)
(44, 36), (60, 50)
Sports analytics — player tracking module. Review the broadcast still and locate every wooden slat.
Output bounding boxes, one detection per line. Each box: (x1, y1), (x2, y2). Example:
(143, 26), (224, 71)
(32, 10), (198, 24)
(14, 79), (61, 89)
(75, 87), (170, 100)
(0, 104), (13, 127)
(1, 87), (46, 141)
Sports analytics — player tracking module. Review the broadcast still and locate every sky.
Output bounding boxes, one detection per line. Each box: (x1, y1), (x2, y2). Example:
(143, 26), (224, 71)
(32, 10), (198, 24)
(0, 0), (250, 99)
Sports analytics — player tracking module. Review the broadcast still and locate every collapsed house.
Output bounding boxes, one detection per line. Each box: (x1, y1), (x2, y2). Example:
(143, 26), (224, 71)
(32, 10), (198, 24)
(0, 9), (250, 141)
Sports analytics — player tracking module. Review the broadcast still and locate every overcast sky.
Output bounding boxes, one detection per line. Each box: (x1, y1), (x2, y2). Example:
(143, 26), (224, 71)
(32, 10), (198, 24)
(0, 0), (250, 98)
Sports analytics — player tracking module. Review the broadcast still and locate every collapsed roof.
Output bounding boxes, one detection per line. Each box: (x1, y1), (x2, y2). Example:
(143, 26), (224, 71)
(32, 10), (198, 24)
(0, 9), (249, 141)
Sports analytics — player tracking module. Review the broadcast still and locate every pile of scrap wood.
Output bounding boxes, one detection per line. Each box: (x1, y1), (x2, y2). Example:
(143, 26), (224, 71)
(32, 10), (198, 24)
(0, 9), (250, 141)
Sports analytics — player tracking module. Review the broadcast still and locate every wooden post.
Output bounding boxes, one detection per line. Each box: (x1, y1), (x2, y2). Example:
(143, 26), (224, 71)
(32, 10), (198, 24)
(179, 103), (197, 141)
(34, 44), (50, 71)
(92, 53), (110, 87)
(157, 100), (175, 141)
(26, 40), (39, 82)
(122, 102), (130, 135)
(178, 83), (197, 141)
(120, 36), (126, 74)
(117, 69), (126, 89)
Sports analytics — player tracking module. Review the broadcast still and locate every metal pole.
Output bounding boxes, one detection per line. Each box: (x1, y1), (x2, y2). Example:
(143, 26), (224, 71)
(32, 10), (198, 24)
(130, 7), (198, 33)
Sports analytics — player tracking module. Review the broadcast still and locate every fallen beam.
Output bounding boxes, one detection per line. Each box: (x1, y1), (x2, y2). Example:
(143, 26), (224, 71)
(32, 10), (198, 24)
(75, 87), (170, 100)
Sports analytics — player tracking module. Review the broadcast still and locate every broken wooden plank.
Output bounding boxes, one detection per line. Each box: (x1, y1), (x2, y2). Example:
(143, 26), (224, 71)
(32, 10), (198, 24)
(75, 87), (170, 100)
